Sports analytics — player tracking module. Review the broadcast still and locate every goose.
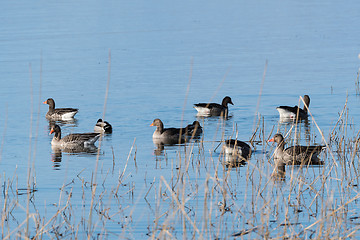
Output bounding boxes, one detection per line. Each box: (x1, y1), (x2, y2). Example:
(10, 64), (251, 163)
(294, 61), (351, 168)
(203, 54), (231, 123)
(43, 98), (78, 120)
(184, 121), (202, 137)
(150, 119), (187, 144)
(194, 96), (233, 116)
(94, 119), (112, 133)
(222, 139), (252, 160)
(49, 124), (100, 148)
(268, 133), (324, 165)
(276, 95), (310, 120)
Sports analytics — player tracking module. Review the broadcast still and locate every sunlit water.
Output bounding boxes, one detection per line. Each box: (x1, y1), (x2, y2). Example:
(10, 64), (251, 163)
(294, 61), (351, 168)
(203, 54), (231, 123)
(1, 0), (360, 238)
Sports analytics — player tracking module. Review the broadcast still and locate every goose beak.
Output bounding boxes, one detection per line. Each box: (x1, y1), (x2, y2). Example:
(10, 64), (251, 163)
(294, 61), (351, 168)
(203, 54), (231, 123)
(49, 129), (54, 135)
(230, 100), (234, 105)
(43, 101), (47, 104)
(268, 138), (274, 142)
(150, 123), (154, 126)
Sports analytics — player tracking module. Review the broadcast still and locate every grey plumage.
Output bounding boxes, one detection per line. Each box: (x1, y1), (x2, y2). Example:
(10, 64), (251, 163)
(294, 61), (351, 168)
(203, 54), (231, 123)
(50, 124), (100, 148)
(44, 98), (78, 120)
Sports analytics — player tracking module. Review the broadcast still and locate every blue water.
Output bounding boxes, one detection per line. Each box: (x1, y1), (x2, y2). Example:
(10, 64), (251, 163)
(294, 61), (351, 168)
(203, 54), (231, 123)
(1, 0), (360, 238)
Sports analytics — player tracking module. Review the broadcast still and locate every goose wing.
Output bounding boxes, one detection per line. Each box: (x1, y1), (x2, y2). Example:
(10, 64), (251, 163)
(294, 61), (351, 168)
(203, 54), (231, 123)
(194, 103), (222, 109)
(284, 145), (325, 164)
(62, 133), (100, 145)
(54, 108), (78, 114)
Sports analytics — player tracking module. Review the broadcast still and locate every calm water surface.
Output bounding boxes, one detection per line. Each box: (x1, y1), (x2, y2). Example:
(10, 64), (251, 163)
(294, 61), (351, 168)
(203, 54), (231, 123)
(1, 0), (360, 238)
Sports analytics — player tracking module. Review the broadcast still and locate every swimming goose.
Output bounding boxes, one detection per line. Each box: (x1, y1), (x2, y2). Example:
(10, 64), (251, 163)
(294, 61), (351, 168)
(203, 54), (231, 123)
(43, 98), (78, 120)
(276, 95), (310, 120)
(94, 119), (112, 133)
(268, 133), (324, 165)
(222, 139), (252, 160)
(50, 124), (100, 148)
(184, 121), (202, 137)
(150, 119), (187, 144)
(194, 96), (233, 116)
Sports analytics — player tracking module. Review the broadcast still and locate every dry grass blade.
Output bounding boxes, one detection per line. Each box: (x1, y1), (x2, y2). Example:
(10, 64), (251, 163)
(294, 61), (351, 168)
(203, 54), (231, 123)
(253, 60), (267, 131)
(231, 226), (259, 237)
(160, 176), (202, 238)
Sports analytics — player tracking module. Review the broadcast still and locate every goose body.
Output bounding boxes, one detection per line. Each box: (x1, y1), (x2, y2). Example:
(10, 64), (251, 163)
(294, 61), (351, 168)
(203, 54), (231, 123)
(194, 96), (233, 116)
(94, 119), (112, 133)
(268, 133), (324, 165)
(276, 95), (310, 120)
(50, 124), (100, 148)
(44, 98), (78, 120)
(184, 121), (202, 137)
(222, 139), (252, 159)
(150, 119), (187, 144)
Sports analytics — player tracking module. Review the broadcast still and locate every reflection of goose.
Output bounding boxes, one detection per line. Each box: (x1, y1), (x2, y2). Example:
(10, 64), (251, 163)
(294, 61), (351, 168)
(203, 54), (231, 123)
(48, 118), (78, 127)
(50, 124), (100, 148)
(276, 95), (310, 120)
(153, 141), (165, 156)
(52, 144), (98, 155)
(94, 119), (112, 133)
(222, 139), (252, 167)
(194, 96), (233, 116)
(268, 133), (324, 165)
(51, 147), (63, 169)
(51, 144), (99, 169)
(43, 98), (78, 120)
(150, 119), (186, 144)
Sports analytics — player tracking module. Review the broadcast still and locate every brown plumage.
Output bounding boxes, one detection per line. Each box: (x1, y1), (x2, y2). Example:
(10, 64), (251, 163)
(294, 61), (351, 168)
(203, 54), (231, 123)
(194, 96), (233, 116)
(150, 119), (186, 144)
(276, 95), (310, 120)
(184, 121), (202, 137)
(223, 139), (252, 160)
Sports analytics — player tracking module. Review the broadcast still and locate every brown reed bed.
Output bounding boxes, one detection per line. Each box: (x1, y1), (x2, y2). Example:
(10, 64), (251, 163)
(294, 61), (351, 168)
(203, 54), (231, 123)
(2, 60), (360, 239)
(2, 99), (360, 239)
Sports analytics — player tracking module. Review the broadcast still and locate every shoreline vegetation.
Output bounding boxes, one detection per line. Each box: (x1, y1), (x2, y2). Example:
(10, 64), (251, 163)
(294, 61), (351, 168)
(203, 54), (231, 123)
(2, 96), (360, 239)
(2, 59), (360, 239)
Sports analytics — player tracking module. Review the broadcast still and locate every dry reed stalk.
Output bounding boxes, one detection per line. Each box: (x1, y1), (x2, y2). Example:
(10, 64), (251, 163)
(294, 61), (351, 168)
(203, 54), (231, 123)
(87, 49), (111, 239)
(31, 205), (69, 239)
(253, 60), (267, 132)
(0, 105), (8, 166)
(355, 68), (360, 95)
(4, 57), (360, 239)
(25, 63), (34, 240)
(160, 176), (203, 238)
(23, 58), (42, 239)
